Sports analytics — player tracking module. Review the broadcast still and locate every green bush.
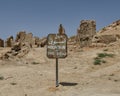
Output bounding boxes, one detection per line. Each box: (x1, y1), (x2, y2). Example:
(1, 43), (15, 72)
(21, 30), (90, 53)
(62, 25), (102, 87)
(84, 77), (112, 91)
(93, 52), (113, 65)
(94, 59), (102, 65)
(98, 53), (114, 58)
(98, 53), (107, 58)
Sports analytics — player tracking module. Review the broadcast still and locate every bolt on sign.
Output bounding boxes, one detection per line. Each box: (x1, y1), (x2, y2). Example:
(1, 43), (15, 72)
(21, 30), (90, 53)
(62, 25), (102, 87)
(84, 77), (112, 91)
(47, 34), (67, 58)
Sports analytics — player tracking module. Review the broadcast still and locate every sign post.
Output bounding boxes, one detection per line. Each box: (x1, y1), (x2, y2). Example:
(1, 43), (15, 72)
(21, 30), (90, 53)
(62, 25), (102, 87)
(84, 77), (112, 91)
(56, 58), (59, 87)
(47, 34), (67, 87)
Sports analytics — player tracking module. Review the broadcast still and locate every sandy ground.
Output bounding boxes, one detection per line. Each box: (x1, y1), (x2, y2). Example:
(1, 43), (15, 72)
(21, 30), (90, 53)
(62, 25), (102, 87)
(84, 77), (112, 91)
(0, 46), (120, 96)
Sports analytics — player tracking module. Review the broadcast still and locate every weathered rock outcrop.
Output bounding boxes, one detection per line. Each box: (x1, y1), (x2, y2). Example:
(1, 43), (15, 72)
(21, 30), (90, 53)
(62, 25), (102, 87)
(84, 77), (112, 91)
(77, 20), (96, 47)
(5, 36), (14, 47)
(15, 32), (35, 48)
(1, 42), (31, 60)
(99, 20), (120, 33)
(34, 36), (41, 47)
(91, 20), (120, 47)
(15, 31), (47, 48)
(40, 37), (47, 47)
(92, 34), (118, 44)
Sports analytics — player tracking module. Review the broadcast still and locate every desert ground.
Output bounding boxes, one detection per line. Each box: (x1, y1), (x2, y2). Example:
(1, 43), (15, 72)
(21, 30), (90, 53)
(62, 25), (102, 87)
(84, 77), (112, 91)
(0, 44), (120, 96)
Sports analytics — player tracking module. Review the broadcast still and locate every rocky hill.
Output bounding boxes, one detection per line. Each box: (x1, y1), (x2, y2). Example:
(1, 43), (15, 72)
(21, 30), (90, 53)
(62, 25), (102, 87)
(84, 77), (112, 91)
(92, 20), (120, 47)
(98, 20), (120, 34)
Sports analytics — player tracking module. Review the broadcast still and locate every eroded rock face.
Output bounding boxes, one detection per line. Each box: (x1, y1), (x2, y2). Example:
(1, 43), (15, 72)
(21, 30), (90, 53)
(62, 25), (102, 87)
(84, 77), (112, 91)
(0, 38), (4, 47)
(91, 34), (120, 47)
(5, 36), (14, 47)
(15, 31), (49, 48)
(15, 31), (26, 42)
(90, 20), (120, 47)
(15, 32), (35, 48)
(0, 31), (48, 60)
(40, 37), (47, 47)
(92, 35), (117, 44)
(1, 32), (34, 60)
(1, 42), (31, 60)
(77, 20), (96, 47)
(34, 36), (40, 47)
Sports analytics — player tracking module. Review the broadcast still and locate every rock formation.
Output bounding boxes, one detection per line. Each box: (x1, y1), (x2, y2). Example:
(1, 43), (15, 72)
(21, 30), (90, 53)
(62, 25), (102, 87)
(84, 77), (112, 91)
(1, 42), (31, 60)
(92, 34), (118, 44)
(34, 36), (41, 47)
(5, 36), (14, 47)
(58, 24), (65, 35)
(77, 20), (96, 47)
(0, 30), (50, 60)
(0, 38), (4, 47)
(40, 37), (47, 47)
(15, 31), (35, 48)
(91, 20), (120, 47)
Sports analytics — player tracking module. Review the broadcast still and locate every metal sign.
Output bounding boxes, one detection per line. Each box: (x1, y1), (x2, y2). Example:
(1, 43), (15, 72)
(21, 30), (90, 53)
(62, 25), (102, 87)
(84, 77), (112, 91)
(47, 33), (67, 87)
(47, 34), (67, 59)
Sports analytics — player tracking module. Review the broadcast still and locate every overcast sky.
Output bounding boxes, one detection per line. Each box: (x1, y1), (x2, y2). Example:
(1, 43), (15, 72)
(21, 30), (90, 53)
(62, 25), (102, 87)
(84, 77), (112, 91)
(0, 0), (120, 39)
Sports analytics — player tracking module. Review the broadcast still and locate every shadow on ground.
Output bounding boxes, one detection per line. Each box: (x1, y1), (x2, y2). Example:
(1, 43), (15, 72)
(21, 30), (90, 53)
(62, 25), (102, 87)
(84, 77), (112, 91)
(59, 82), (78, 86)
